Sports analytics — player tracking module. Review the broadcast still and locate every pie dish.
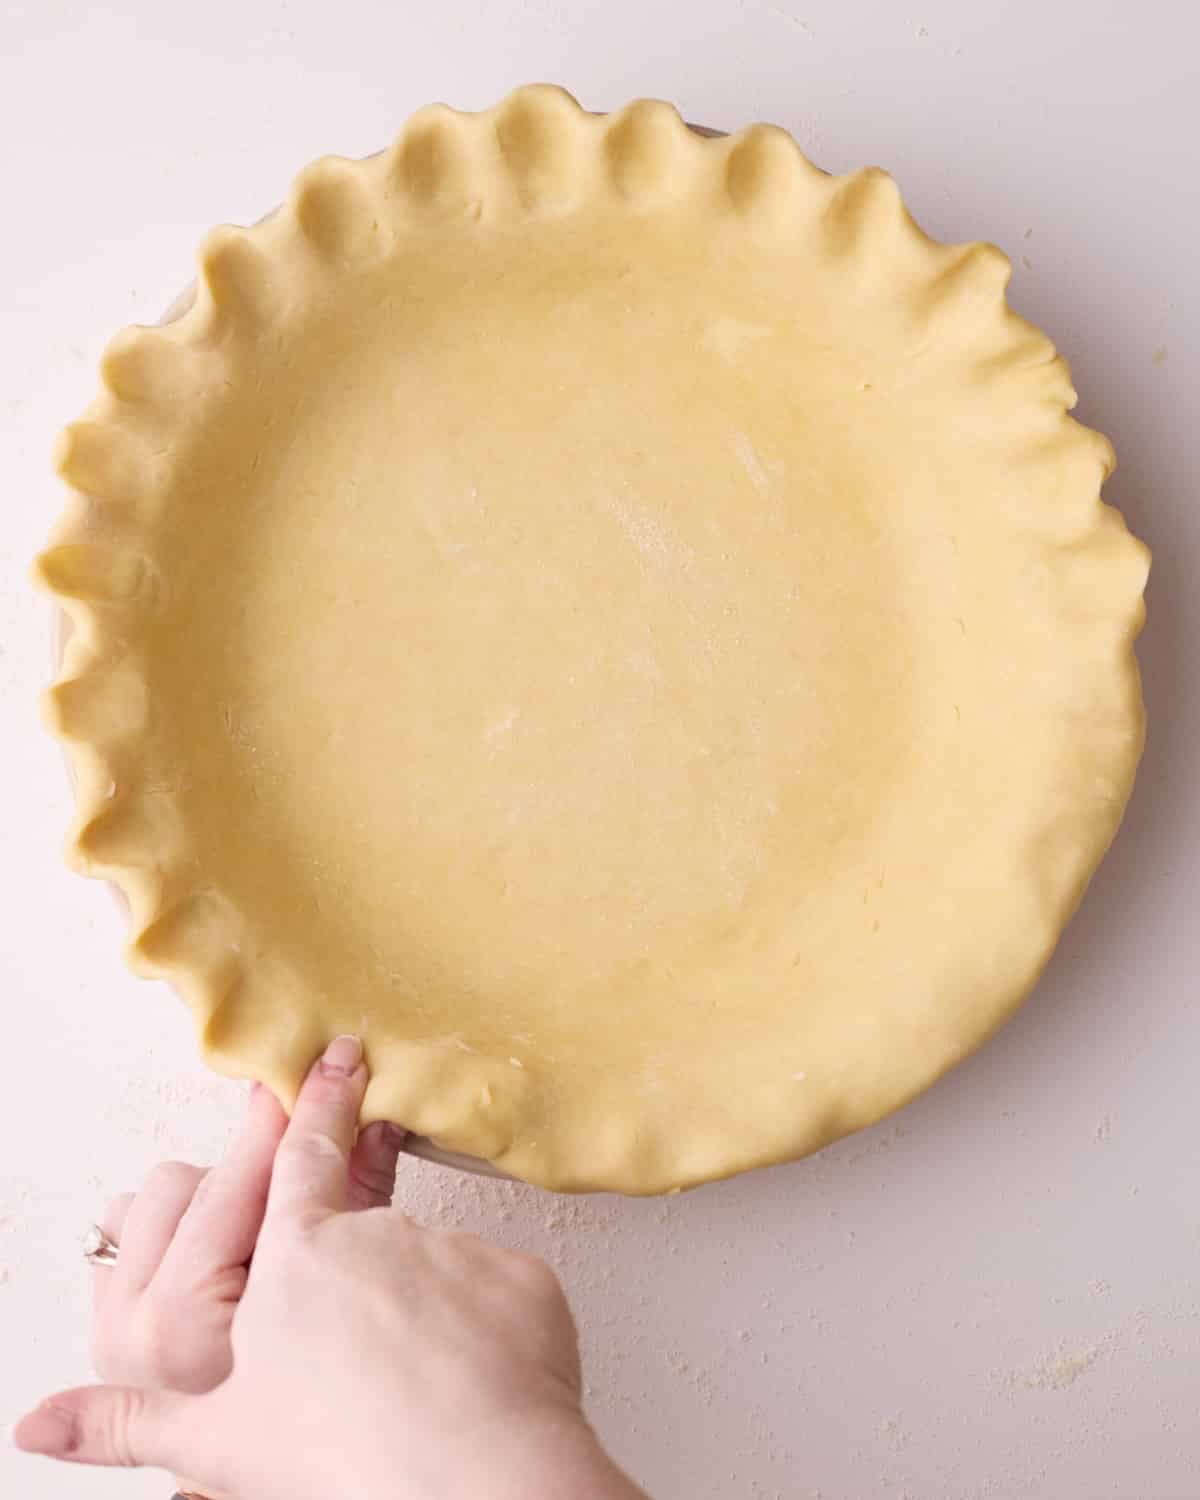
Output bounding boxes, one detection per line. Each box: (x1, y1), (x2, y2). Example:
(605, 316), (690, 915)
(38, 85), (1149, 1194)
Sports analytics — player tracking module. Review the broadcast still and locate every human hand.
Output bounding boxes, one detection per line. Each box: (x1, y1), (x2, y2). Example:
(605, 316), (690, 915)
(89, 1081), (405, 1395)
(16, 1037), (647, 1500)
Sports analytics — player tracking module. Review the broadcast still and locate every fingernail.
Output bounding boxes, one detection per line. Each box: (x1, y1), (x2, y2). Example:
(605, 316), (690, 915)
(382, 1123), (407, 1147)
(319, 1035), (363, 1078)
(13, 1403), (77, 1456)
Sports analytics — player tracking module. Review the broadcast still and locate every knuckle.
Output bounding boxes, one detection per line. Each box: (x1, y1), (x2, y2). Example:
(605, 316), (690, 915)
(184, 1169), (218, 1211)
(143, 1160), (201, 1197)
(364, 1205), (415, 1244)
(283, 1129), (346, 1165)
(508, 1250), (561, 1296)
(303, 1069), (356, 1105)
(349, 1161), (396, 1204)
(442, 1228), (484, 1259)
(268, 1223), (314, 1263)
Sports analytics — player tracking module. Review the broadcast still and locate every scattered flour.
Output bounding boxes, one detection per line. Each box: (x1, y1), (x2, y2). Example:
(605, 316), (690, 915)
(1022, 1341), (1106, 1392)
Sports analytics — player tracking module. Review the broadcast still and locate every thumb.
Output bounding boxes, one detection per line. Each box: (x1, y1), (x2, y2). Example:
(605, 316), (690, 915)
(13, 1383), (201, 1473)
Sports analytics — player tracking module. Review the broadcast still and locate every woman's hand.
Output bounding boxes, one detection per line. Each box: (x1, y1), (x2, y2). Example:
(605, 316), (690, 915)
(90, 1081), (405, 1395)
(15, 1037), (647, 1500)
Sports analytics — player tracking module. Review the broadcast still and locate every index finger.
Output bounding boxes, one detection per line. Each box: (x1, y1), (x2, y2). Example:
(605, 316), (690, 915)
(156, 1083), (288, 1283)
(263, 1036), (368, 1229)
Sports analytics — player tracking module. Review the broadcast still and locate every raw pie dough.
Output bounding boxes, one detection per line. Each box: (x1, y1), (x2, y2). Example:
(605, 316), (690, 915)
(39, 86), (1149, 1194)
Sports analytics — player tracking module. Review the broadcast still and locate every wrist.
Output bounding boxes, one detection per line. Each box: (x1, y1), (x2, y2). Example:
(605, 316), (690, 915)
(452, 1407), (646, 1500)
(336, 1399), (648, 1500)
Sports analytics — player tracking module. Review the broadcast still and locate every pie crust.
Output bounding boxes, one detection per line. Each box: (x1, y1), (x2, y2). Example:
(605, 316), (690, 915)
(38, 85), (1149, 1193)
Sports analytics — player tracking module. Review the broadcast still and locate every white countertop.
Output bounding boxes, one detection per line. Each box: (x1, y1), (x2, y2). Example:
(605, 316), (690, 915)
(2, 2), (1197, 1496)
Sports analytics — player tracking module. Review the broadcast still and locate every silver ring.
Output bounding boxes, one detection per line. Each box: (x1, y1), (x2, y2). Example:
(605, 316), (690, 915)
(83, 1224), (119, 1266)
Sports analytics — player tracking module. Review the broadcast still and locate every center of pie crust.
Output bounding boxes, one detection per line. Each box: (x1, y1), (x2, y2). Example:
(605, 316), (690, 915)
(149, 222), (921, 1055)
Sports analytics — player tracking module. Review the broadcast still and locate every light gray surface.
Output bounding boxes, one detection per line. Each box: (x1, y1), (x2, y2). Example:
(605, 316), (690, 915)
(1, 2), (1197, 1496)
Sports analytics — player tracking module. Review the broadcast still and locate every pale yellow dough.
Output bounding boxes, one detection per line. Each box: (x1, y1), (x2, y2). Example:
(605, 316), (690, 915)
(39, 86), (1148, 1194)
